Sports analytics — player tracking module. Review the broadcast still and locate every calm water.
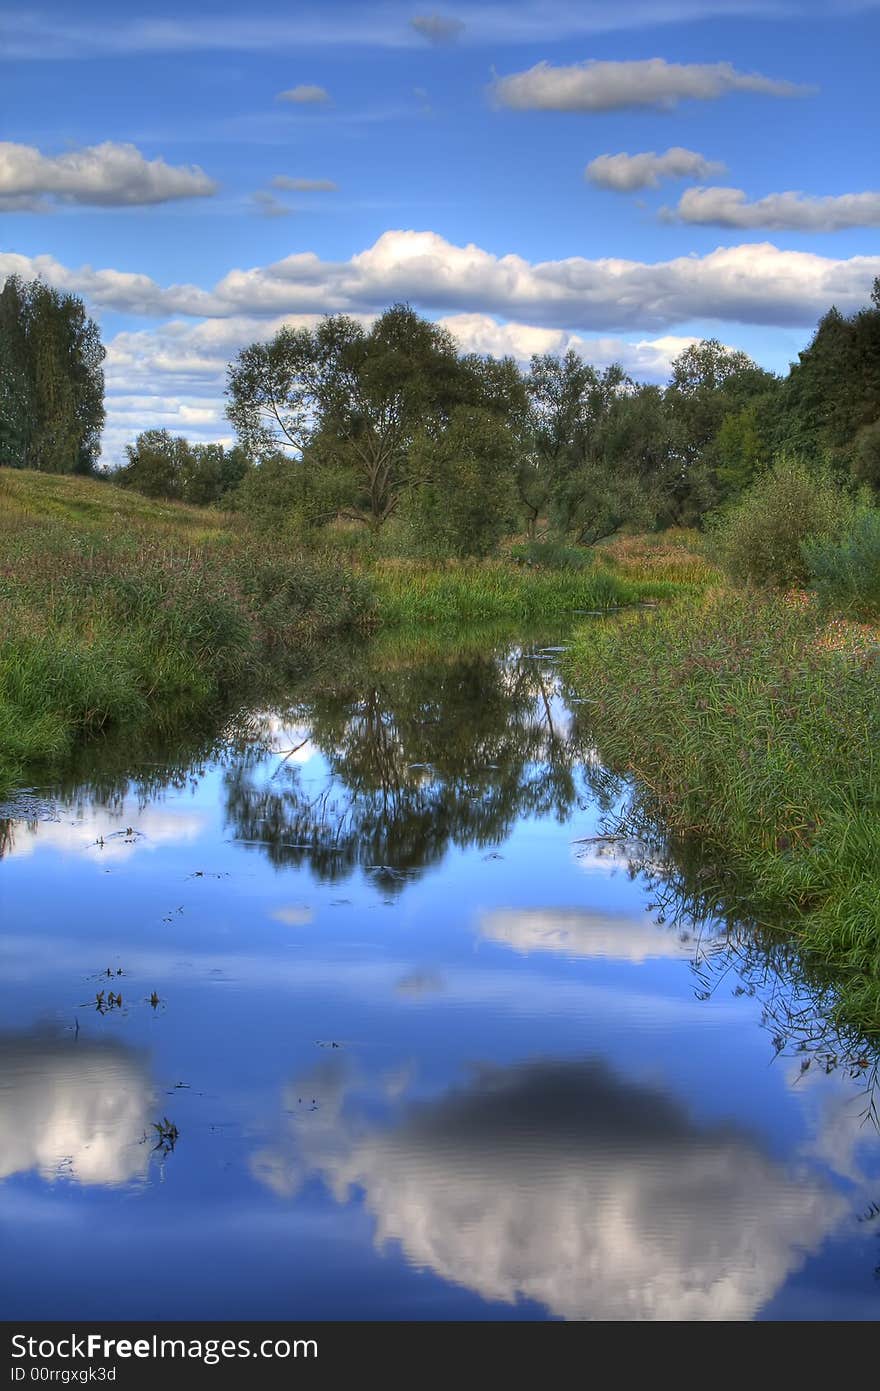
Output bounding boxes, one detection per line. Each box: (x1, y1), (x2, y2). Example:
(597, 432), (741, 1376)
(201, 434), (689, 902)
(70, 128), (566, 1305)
(1, 632), (878, 1321)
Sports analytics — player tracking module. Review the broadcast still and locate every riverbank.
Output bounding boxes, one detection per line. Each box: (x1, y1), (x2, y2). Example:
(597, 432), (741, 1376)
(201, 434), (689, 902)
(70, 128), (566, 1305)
(0, 471), (375, 793)
(0, 471), (705, 793)
(564, 588), (880, 1034)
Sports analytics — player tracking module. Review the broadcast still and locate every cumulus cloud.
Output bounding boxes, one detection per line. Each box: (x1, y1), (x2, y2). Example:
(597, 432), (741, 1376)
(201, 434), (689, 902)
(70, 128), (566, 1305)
(586, 147), (726, 192)
(439, 314), (704, 376)
(410, 13), (465, 43)
(0, 1033), (152, 1187)
(271, 176), (338, 192)
(492, 57), (808, 112)
(672, 185), (880, 231)
(252, 1057), (844, 1320)
(277, 84), (330, 104)
(0, 140), (216, 210)
(5, 232), (879, 331)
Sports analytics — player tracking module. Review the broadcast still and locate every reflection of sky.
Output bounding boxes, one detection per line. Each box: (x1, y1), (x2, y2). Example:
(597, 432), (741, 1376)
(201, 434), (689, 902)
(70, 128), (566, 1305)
(0, 1034), (152, 1186)
(0, 644), (878, 1319)
(480, 907), (706, 963)
(252, 1056), (848, 1322)
(3, 804), (206, 863)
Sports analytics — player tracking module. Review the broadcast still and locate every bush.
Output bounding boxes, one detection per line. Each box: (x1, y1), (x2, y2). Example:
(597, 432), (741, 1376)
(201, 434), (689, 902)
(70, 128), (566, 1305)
(707, 455), (855, 588)
(803, 508), (880, 618)
(509, 540), (594, 570)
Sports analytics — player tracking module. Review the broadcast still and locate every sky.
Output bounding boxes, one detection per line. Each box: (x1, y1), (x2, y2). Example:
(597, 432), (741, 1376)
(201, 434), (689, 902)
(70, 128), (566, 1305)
(2, 0), (879, 463)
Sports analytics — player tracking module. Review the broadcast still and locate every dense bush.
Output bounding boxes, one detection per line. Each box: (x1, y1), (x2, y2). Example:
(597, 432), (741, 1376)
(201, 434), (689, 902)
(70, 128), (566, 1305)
(509, 539), (594, 570)
(706, 455), (855, 588)
(803, 508), (880, 618)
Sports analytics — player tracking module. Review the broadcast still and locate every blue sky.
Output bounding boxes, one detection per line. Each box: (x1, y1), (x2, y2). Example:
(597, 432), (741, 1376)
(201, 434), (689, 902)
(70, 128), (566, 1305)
(2, 0), (879, 461)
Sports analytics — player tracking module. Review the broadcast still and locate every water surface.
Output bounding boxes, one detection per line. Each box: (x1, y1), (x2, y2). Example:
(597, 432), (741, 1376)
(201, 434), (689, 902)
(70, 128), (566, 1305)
(1, 632), (878, 1321)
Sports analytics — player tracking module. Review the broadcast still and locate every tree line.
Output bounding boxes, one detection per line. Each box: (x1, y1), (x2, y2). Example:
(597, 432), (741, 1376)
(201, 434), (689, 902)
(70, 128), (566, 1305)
(1, 275), (878, 553)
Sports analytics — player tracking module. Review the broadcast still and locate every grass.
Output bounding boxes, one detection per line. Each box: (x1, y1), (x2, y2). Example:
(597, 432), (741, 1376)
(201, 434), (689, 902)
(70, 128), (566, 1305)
(0, 470), (375, 793)
(370, 556), (685, 626)
(564, 587), (880, 1034)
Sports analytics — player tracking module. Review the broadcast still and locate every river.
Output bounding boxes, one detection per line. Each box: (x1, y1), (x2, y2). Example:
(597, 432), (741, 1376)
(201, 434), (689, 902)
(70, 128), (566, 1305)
(1, 630), (878, 1320)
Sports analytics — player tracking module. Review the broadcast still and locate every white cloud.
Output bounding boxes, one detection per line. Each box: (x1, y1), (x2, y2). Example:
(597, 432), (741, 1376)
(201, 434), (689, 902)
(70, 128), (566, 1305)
(492, 58), (808, 112)
(277, 84), (330, 104)
(438, 313), (702, 376)
(5, 232), (878, 331)
(672, 185), (880, 231)
(0, 1035), (152, 1187)
(586, 147), (726, 192)
(271, 176), (338, 192)
(252, 1057), (845, 1320)
(410, 14), (465, 43)
(0, 141), (216, 209)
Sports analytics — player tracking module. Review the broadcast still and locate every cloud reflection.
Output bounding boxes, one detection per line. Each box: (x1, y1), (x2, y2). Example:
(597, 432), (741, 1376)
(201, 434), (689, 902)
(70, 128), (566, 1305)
(480, 907), (705, 962)
(0, 1033), (153, 1187)
(253, 1057), (844, 1320)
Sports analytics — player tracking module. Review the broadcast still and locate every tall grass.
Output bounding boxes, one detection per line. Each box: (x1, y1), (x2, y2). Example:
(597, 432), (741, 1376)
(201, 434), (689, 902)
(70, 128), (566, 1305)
(0, 470), (375, 792)
(371, 557), (681, 626)
(564, 589), (880, 1033)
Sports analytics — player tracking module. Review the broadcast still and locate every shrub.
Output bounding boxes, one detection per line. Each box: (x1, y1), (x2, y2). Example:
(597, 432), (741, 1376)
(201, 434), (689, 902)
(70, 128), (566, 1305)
(509, 540), (594, 571)
(802, 508), (880, 618)
(706, 455), (855, 588)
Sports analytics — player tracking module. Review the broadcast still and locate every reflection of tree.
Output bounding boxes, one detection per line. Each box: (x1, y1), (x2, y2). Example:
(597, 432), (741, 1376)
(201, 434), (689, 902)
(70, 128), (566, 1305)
(223, 646), (595, 888)
(0, 710), (265, 860)
(583, 789), (880, 1109)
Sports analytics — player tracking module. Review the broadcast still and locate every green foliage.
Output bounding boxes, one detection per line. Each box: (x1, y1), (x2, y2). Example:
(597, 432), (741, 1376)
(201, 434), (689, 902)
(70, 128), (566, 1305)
(664, 338), (780, 522)
(565, 591), (880, 1034)
(707, 455), (856, 587)
(227, 453), (307, 532)
(227, 304), (493, 532)
(509, 539), (594, 570)
(778, 281), (880, 481)
(803, 508), (880, 618)
(114, 429), (248, 504)
(404, 406), (518, 557)
(0, 275), (105, 474)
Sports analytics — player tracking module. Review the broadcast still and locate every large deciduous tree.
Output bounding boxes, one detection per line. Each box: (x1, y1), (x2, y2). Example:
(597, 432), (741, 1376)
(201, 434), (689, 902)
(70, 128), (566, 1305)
(227, 304), (479, 531)
(0, 275), (105, 474)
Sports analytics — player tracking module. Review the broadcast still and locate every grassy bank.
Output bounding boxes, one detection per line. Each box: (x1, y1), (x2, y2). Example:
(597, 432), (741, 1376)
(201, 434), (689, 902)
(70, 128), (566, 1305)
(0, 471), (375, 793)
(565, 589), (880, 1033)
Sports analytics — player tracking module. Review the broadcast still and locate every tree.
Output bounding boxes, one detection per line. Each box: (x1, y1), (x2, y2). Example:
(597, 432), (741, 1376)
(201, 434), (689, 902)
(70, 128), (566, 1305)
(0, 275), (105, 473)
(664, 339), (778, 521)
(0, 277), (34, 469)
(778, 281), (880, 485)
(405, 406), (518, 556)
(115, 429), (191, 498)
(227, 304), (476, 531)
(115, 431), (249, 504)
